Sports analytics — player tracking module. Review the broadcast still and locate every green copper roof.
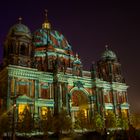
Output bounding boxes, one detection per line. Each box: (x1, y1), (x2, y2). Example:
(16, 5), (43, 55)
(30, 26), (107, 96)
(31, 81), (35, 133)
(101, 48), (117, 60)
(73, 54), (82, 65)
(8, 23), (31, 39)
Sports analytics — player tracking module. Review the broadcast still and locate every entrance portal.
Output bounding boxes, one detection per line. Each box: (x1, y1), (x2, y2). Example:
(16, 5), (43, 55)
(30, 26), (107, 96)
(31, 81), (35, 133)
(71, 90), (89, 122)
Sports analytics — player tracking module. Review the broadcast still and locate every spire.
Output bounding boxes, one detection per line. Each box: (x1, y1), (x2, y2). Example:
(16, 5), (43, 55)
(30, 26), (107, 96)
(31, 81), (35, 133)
(42, 9), (51, 29)
(44, 9), (48, 22)
(18, 17), (22, 24)
(75, 53), (79, 59)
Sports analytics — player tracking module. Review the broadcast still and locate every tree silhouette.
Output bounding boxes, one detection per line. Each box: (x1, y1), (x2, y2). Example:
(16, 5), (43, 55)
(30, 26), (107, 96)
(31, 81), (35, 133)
(52, 109), (72, 134)
(17, 106), (33, 134)
(74, 109), (87, 130)
(93, 112), (104, 131)
(0, 112), (11, 138)
(105, 111), (116, 129)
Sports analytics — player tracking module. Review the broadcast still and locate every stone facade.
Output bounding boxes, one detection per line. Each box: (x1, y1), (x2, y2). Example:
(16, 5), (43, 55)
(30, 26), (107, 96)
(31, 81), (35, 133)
(0, 13), (130, 127)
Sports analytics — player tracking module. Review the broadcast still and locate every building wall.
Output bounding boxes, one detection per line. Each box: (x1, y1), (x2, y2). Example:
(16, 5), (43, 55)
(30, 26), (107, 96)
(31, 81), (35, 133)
(0, 17), (130, 128)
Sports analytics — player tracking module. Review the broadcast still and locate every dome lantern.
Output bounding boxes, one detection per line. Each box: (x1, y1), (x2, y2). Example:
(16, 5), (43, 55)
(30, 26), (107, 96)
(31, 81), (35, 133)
(101, 45), (117, 61)
(7, 17), (31, 39)
(18, 16), (22, 24)
(42, 9), (51, 30)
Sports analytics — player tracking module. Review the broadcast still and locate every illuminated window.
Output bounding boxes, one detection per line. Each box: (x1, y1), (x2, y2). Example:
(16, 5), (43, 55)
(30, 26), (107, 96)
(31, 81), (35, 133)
(41, 107), (48, 119)
(105, 110), (108, 116)
(18, 104), (29, 121)
(83, 109), (87, 118)
(10, 79), (15, 95)
(121, 109), (128, 117)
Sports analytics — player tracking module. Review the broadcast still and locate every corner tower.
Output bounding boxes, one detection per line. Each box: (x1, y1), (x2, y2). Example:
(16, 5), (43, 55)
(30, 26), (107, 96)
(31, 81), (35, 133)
(97, 45), (124, 83)
(3, 17), (32, 67)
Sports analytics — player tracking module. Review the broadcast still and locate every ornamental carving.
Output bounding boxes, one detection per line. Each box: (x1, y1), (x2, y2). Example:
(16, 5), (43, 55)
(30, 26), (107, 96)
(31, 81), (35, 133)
(73, 81), (84, 88)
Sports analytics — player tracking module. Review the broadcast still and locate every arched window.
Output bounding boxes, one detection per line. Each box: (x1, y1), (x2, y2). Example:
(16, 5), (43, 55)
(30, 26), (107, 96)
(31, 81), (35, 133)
(20, 43), (26, 55)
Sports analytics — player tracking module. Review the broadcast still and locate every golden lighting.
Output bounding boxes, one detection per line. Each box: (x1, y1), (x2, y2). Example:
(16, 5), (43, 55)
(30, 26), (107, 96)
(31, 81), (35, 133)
(18, 104), (29, 120)
(41, 107), (48, 118)
(105, 111), (108, 115)
(121, 109), (127, 117)
(84, 109), (87, 118)
(18, 104), (29, 114)
(42, 23), (51, 29)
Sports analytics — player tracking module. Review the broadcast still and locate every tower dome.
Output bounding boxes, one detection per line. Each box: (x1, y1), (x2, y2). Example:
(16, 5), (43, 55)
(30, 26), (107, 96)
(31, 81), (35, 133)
(4, 17), (32, 67)
(7, 17), (31, 39)
(73, 53), (82, 65)
(101, 45), (117, 61)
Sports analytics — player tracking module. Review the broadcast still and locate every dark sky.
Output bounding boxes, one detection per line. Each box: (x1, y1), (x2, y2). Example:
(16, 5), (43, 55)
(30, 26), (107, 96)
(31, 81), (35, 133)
(0, 0), (140, 113)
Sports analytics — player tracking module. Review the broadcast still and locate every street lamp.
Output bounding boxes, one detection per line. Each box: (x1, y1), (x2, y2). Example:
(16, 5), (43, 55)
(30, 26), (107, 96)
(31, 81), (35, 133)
(11, 94), (22, 140)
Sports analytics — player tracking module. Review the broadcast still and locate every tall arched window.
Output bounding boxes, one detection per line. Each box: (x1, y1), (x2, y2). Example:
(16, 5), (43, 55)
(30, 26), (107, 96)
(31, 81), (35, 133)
(20, 43), (26, 55)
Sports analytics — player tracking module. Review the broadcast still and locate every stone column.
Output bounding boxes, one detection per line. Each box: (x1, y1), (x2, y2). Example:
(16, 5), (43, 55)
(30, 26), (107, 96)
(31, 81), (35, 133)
(102, 88), (106, 128)
(96, 88), (100, 113)
(54, 81), (61, 115)
(34, 80), (39, 118)
(59, 83), (62, 109)
(7, 76), (12, 109)
(66, 93), (71, 115)
(102, 88), (105, 115)
(112, 90), (117, 115)
(49, 83), (52, 99)
(88, 96), (94, 122)
(125, 91), (129, 103)
(125, 91), (130, 123)
(14, 78), (17, 96)
(29, 82), (31, 97)
(71, 111), (75, 123)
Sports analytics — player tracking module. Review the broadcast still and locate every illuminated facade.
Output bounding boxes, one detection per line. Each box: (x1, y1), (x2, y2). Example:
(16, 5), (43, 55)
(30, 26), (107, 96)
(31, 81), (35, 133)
(0, 12), (130, 125)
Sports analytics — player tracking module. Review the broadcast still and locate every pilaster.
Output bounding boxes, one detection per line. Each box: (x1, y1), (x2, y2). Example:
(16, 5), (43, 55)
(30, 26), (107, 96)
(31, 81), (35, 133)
(34, 80), (39, 117)
(112, 90), (117, 115)
(7, 76), (12, 109)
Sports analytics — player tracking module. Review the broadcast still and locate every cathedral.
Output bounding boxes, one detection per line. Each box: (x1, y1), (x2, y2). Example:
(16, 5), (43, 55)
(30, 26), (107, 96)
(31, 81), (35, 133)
(0, 11), (130, 127)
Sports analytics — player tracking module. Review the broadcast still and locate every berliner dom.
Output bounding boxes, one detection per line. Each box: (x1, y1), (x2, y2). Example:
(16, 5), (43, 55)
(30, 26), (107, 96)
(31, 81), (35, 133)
(0, 11), (130, 131)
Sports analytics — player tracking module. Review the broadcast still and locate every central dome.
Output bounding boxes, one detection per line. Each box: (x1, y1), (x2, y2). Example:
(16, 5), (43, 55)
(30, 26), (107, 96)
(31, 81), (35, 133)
(33, 29), (71, 50)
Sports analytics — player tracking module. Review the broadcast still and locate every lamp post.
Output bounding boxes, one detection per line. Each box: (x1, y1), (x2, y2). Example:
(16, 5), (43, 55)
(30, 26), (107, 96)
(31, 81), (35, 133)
(11, 94), (22, 140)
(12, 103), (16, 140)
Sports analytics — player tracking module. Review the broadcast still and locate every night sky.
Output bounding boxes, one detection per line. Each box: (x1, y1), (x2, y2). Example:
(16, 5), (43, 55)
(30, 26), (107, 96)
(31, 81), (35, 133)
(0, 0), (140, 113)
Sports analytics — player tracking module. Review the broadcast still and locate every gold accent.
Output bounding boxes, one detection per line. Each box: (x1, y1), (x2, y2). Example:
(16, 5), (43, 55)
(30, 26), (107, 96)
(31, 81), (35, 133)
(42, 9), (51, 29)
(75, 53), (79, 58)
(18, 104), (29, 121)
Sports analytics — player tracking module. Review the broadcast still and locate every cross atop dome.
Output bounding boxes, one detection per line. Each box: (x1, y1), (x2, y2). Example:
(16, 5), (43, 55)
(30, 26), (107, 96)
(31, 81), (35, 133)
(18, 17), (22, 24)
(42, 9), (51, 29)
(44, 9), (48, 21)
